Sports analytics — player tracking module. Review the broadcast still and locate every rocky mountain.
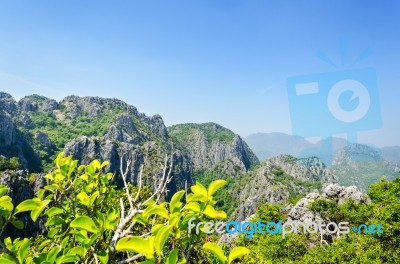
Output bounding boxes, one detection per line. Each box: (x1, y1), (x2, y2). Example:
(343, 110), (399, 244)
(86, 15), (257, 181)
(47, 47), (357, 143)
(330, 143), (400, 192)
(0, 93), (182, 192)
(0, 92), (259, 199)
(245, 132), (400, 192)
(230, 155), (335, 221)
(168, 123), (259, 173)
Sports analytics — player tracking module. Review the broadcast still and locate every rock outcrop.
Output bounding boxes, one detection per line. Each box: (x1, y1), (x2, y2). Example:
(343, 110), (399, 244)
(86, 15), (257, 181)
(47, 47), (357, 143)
(231, 155), (335, 221)
(168, 123), (259, 173)
(0, 170), (46, 238)
(288, 183), (370, 223)
(63, 136), (192, 198)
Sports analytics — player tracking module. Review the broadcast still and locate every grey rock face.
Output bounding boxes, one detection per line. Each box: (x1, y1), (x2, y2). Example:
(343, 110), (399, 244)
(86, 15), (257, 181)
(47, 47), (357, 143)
(18, 95), (58, 113)
(64, 136), (191, 199)
(35, 131), (52, 150)
(103, 114), (146, 144)
(169, 123), (259, 172)
(323, 183), (370, 204)
(0, 170), (46, 238)
(0, 110), (40, 170)
(59, 96), (168, 141)
(0, 113), (17, 151)
(288, 184), (369, 223)
(231, 155), (335, 221)
(0, 92), (18, 114)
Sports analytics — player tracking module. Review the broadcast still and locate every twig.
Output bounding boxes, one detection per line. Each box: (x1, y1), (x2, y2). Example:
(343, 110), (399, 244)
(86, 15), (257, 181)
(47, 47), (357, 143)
(117, 253), (145, 264)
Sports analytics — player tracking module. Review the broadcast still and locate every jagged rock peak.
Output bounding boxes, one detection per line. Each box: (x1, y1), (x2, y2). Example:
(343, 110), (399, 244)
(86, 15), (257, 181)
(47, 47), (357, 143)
(18, 94), (58, 112)
(0, 92), (17, 114)
(168, 122), (259, 171)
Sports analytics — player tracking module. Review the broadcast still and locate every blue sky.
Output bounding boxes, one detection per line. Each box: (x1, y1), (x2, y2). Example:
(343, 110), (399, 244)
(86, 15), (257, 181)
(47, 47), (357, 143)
(0, 1), (399, 146)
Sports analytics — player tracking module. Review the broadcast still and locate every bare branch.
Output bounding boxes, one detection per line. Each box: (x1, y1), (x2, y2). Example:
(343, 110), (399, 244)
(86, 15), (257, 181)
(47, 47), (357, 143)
(120, 156), (134, 210)
(109, 153), (174, 263)
(119, 198), (125, 220)
(133, 164), (143, 203)
(117, 254), (145, 264)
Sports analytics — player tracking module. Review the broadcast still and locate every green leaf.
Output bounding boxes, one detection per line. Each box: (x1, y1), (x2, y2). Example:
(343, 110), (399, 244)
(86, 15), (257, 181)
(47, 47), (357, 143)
(77, 192), (90, 207)
(55, 152), (65, 168)
(166, 249), (179, 264)
(45, 207), (64, 217)
(46, 217), (66, 227)
(48, 226), (61, 238)
(116, 236), (155, 259)
(0, 196), (14, 215)
(143, 205), (169, 220)
(37, 189), (46, 200)
(169, 213), (180, 227)
(44, 173), (53, 181)
(186, 193), (207, 203)
(10, 220), (24, 229)
(170, 190), (185, 213)
(38, 240), (52, 251)
(185, 202), (201, 212)
(31, 200), (51, 222)
(70, 216), (99, 233)
(0, 254), (16, 264)
(55, 254), (80, 264)
(228, 247), (250, 264)
(44, 184), (60, 191)
(203, 242), (227, 264)
(154, 225), (172, 256)
(89, 191), (99, 208)
(207, 180), (227, 199)
(17, 238), (31, 264)
(191, 182), (207, 197)
(101, 161), (109, 168)
(203, 205), (227, 220)
(151, 224), (165, 235)
(67, 160), (78, 177)
(97, 250), (109, 264)
(67, 246), (85, 257)
(47, 246), (62, 263)
(91, 160), (101, 170)
(0, 185), (9, 197)
(86, 164), (96, 175)
(15, 199), (40, 214)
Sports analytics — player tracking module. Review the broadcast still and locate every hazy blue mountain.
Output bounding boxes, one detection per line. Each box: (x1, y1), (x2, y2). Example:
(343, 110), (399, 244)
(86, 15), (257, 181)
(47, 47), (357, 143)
(381, 146), (400, 164)
(243, 132), (314, 160)
(244, 132), (349, 163)
(330, 143), (400, 191)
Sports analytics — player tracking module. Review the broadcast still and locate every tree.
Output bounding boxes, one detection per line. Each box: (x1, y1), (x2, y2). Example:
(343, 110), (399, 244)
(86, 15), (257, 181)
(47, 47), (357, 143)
(0, 153), (249, 263)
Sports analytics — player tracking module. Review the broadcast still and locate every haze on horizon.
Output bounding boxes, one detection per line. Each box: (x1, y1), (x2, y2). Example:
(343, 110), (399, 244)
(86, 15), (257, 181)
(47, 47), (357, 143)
(0, 1), (399, 147)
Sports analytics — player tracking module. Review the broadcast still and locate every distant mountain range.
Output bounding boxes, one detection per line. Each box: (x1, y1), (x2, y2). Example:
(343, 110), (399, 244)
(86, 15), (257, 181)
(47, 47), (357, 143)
(245, 132), (400, 191)
(244, 132), (400, 164)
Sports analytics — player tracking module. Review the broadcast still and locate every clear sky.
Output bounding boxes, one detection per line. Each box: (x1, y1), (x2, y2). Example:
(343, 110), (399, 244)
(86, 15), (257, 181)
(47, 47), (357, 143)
(0, 1), (399, 147)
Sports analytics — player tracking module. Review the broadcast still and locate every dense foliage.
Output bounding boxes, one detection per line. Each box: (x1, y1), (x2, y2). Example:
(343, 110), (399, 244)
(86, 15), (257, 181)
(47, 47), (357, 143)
(0, 156), (21, 171)
(0, 153), (249, 263)
(236, 176), (400, 263)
